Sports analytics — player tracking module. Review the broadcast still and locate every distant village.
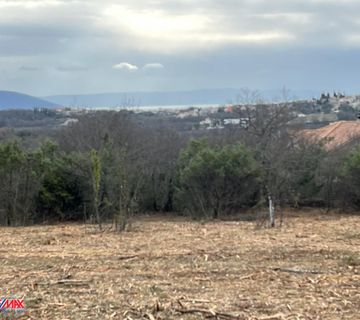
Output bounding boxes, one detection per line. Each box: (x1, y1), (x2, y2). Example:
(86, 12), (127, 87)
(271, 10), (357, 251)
(28, 92), (360, 132)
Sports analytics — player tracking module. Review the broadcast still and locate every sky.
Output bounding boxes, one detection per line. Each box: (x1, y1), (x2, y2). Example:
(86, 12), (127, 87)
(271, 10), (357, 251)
(0, 0), (360, 97)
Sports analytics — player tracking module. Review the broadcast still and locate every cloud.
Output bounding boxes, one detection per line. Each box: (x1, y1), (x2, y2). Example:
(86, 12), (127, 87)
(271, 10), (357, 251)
(102, 5), (297, 52)
(0, 0), (62, 9)
(345, 34), (360, 46)
(1, 0), (360, 95)
(112, 62), (165, 72)
(143, 63), (165, 70)
(56, 65), (87, 72)
(113, 62), (139, 71)
(2, 0), (360, 56)
(19, 66), (40, 71)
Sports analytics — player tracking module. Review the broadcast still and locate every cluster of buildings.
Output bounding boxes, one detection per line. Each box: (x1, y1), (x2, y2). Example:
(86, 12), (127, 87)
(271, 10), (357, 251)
(199, 117), (250, 130)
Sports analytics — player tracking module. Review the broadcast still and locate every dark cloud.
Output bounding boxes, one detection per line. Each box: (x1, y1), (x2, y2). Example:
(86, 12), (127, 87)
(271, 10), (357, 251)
(19, 66), (40, 71)
(0, 0), (359, 95)
(56, 65), (88, 72)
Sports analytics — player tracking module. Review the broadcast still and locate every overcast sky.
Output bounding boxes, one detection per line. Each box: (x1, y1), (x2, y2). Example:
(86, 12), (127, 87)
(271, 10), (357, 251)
(0, 0), (360, 97)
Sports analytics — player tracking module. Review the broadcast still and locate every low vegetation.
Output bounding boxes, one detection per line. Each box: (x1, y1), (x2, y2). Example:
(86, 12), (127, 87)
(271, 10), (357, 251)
(1, 103), (360, 228)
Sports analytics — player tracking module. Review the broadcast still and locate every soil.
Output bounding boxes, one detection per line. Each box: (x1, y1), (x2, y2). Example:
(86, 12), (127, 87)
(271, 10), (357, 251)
(1, 210), (360, 319)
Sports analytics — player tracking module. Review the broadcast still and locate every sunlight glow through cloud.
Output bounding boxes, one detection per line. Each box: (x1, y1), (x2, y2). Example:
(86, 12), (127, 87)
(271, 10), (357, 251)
(1, 0), (360, 95)
(102, 5), (294, 52)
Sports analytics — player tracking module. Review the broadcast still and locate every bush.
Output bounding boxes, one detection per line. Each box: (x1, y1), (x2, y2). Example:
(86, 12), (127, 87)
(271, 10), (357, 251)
(36, 145), (87, 221)
(340, 147), (360, 208)
(175, 139), (261, 219)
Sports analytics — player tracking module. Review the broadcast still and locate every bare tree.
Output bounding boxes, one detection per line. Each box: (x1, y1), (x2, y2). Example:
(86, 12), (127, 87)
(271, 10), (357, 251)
(90, 149), (102, 230)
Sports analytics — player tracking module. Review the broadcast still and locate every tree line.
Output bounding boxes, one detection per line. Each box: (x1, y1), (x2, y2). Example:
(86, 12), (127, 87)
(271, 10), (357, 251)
(0, 106), (360, 228)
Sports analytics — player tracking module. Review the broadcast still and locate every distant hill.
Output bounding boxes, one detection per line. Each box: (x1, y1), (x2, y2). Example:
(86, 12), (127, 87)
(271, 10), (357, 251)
(0, 91), (59, 109)
(45, 89), (320, 108)
(45, 89), (241, 108)
(302, 121), (360, 150)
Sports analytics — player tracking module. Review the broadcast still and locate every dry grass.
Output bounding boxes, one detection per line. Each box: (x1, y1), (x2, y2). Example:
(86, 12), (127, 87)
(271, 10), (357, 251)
(1, 210), (360, 319)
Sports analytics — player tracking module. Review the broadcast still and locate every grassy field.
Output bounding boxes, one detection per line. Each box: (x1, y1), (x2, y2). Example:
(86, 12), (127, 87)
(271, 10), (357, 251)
(1, 211), (360, 319)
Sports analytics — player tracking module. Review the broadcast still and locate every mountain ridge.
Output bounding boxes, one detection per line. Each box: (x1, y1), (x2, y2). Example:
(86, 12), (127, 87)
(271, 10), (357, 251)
(0, 90), (60, 109)
(44, 88), (321, 108)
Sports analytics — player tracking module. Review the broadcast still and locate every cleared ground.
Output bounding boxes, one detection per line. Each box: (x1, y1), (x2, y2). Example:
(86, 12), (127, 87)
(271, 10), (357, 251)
(1, 211), (360, 319)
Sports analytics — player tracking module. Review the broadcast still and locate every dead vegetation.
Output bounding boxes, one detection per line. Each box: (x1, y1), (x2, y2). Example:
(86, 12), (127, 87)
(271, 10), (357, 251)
(0, 211), (360, 319)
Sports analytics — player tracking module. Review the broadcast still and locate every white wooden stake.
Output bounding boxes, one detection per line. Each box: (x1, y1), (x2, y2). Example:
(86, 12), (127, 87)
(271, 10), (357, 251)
(269, 195), (275, 227)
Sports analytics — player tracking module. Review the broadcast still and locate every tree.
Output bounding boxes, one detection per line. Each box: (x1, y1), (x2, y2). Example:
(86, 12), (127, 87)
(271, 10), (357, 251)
(36, 141), (86, 222)
(138, 128), (182, 212)
(175, 139), (260, 219)
(338, 103), (356, 121)
(0, 141), (26, 225)
(90, 149), (102, 230)
(280, 139), (326, 208)
(103, 145), (138, 232)
(340, 146), (360, 208)
(242, 102), (295, 227)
